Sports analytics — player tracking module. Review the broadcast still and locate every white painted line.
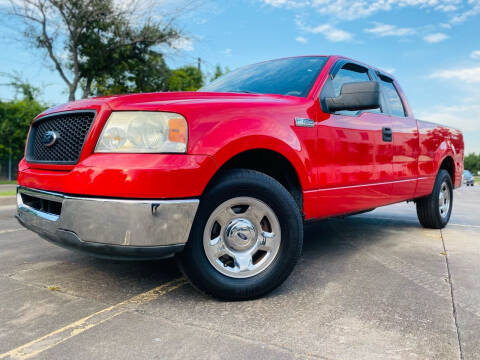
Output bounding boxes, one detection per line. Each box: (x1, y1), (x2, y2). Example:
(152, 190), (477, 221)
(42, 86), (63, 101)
(0, 277), (188, 360)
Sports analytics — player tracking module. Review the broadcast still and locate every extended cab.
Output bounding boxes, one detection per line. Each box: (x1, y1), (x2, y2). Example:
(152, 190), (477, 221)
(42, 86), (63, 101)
(16, 56), (464, 300)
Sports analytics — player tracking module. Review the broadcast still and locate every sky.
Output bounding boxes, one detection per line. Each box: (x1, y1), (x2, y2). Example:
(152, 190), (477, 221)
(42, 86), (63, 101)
(0, 0), (479, 154)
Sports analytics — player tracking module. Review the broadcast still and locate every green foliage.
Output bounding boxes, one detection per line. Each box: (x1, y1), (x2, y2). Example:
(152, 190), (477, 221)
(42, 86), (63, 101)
(91, 52), (172, 96)
(79, 9), (180, 96)
(211, 65), (230, 82)
(0, 99), (46, 160)
(167, 66), (204, 91)
(464, 153), (480, 174)
(1, 73), (42, 102)
(0, 180), (17, 184)
(0, 78), (46, 160)
(12, 0), (182, 100)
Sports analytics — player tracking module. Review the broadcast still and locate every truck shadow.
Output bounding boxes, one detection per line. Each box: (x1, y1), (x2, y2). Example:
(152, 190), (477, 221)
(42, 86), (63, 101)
(20, 213), (423, 302)
(91, 214), (422, 300)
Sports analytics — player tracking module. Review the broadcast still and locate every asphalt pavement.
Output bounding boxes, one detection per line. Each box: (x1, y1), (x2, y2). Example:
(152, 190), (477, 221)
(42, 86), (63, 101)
(0, 186), (479, 359)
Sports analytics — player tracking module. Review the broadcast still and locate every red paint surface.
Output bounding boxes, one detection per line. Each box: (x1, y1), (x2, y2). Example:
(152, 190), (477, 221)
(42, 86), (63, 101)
(18, 55), (464, 220)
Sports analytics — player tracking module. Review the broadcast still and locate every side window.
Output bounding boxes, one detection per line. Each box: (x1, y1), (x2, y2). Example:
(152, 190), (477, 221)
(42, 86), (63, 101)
(321, 63), (381, 115)
(331, 64), (370, 97)
(379, 75), (406, 117)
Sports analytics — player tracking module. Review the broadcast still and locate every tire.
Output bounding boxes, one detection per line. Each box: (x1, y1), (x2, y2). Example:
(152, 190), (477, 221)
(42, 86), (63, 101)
(178, 169), (303, 300)
(416, 169), (453, 229)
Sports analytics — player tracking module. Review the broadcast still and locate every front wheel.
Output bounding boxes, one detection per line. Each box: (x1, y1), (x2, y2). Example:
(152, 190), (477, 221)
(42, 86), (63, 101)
(416, 169), (453, 229)
(178, 169), (303, 300)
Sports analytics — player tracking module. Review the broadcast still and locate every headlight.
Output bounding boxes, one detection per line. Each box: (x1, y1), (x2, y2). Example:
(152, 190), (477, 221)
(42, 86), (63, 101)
(95, 111), (187, 153)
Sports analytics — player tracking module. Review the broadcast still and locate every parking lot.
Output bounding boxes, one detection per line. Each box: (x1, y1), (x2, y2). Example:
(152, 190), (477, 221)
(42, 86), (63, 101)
(0, 186), (479, 360)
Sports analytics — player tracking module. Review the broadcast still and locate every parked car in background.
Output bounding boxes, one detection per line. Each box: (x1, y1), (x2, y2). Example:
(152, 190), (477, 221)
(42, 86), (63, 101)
(463, 170), (475, 186)
(16, 55), (464, 300)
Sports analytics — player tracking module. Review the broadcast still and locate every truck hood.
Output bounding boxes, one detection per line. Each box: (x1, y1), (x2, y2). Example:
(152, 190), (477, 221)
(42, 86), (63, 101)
(40, 91), (305, 117)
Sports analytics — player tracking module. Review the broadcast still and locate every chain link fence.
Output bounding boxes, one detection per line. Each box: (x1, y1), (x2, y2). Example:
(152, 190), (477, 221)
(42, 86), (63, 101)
(0, 157), (22, 181)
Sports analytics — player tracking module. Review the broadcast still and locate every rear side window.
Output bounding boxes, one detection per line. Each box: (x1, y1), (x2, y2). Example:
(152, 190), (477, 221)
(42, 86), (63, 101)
(379, 75), (406, 117)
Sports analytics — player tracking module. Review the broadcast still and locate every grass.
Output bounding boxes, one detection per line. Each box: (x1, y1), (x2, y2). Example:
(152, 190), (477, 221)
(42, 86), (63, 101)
(0, 180), (17, 185)
(0, 191), (16, 197)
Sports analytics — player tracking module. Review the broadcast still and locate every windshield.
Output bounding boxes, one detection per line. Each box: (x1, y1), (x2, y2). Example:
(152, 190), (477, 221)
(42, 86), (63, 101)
(200, 56), (328, 97)
(464, 170), (472, 177)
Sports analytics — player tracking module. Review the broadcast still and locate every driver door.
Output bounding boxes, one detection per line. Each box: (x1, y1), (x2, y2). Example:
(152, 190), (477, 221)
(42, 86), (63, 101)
(312, 61), (394, 218)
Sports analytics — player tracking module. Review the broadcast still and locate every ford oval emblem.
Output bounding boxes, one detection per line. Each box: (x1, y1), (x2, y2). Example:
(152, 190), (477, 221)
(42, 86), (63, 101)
(41, 131), (59, 147)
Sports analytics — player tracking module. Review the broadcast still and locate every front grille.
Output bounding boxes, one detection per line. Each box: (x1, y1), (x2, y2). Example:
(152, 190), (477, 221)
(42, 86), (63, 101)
(26, 111), (95, 164)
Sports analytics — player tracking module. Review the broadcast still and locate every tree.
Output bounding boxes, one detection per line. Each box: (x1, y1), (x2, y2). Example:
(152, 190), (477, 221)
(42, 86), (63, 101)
(465, 153), (480, 174)
(79, 13), (180, 97)
(8, 0), (185, 101)
(210, 64), (230, 82)
(89, 48), (172, 96)
(1, 73), (42, 101)
(0, 78), (46, 179)
(167, 66), (204, 91)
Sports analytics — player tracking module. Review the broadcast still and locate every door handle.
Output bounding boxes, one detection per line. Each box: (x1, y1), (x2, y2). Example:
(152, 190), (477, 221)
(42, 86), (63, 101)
(382, 127), (393, 142)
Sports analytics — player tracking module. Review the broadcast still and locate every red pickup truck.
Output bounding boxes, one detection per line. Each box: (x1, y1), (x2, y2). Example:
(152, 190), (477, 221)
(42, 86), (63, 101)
(16, 55), (464, 300)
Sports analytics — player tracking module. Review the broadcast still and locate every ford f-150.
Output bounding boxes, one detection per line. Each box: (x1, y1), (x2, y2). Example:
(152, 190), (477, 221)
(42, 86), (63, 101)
(16, 55), (464, 300)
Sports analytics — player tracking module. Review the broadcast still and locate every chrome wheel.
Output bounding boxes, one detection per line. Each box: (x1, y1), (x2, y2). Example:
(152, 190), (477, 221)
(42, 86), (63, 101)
(203, 197), (281, 279)
(438, 181), (451, 218)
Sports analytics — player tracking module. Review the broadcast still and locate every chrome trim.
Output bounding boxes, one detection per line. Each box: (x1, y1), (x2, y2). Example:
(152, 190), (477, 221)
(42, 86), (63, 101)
(18, 186), (64, 203)
(438, 181), (451, 218)
(295, 117), (315, 128)
(16, 186), (199, 249)
(17, 191), (60, 223)
(42, 130), (58, 147)
(304, 177), (430, 193)
(203, 196), (281, 279)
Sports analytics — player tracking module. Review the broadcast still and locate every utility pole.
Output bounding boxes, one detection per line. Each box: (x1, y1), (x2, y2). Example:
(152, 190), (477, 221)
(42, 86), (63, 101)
(197, 57), (201, 72)
(8, 149), (12, 181)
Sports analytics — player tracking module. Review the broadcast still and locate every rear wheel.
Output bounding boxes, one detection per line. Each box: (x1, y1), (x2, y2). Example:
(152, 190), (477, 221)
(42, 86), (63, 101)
(416, 169), (453, 229)
(178, 169), (303, 300)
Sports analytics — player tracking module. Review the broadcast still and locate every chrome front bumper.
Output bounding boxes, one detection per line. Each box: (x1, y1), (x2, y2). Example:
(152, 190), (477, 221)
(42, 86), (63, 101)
(16, 186), (199, 260)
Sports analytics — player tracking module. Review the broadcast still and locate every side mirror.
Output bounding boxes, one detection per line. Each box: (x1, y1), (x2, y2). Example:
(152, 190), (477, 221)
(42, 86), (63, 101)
(325, 81), (380, 113)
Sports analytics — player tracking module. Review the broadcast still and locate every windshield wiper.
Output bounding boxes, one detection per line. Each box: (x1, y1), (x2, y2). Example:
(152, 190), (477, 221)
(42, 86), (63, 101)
(228, 90), (260, 94)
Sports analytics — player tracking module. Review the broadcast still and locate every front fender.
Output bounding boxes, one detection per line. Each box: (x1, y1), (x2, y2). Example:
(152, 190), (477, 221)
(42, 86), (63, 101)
(189, 117), (315, 190)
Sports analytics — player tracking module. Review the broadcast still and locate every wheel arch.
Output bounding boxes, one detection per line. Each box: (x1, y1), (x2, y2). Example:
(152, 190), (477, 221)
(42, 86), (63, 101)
(205, 148), (304, 214)
(438, 155), (455, 184)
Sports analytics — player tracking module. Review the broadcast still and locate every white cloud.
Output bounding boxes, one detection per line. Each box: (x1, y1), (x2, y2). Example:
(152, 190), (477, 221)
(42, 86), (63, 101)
(417, 103), (480, 133)
(296, 17), (352, 42)
(222, 48), (232, 56)
(263, 0), (305, 7)
(423, 33), (449, 43)
(435, 4), (458, 12)
(310, 24), (353, 42)
(430, 66), (480, 83)
(471, 50), (480, 59)
(450, 0), (480, 23)
(365, 22), (415, 37)
(295, 36), (308, 43)
(260, 0), (477, 22)
(383, 67), (396, 74)
(171, 37), (194, 51)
